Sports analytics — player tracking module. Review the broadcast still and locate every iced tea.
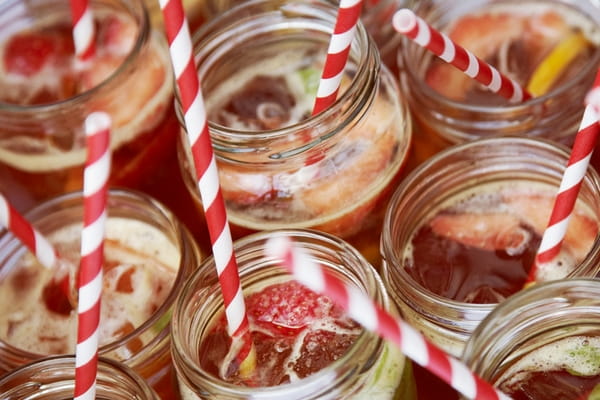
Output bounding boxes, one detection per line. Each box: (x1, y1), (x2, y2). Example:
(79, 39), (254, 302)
(398, 0), (600, 171)
(0, 190), (202, 399)
(0, 0), (195, 234)
(462, 279), (600, 400)
(172, 230), (413, 399)
(381, 137), (600, 399)
(178, 0), (412, 266)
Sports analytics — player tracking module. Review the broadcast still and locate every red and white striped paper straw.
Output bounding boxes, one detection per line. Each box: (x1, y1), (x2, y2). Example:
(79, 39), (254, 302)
(392, 8), (531, 103)
(265, 236), (513, 400)
(0, 193), (58, 269)
(159, 0), (255, 372)
(527, 73), (600, 283)
(74, 112), (111, 400)
(70, 0), (95, 61)
(312, 0), (363, 115)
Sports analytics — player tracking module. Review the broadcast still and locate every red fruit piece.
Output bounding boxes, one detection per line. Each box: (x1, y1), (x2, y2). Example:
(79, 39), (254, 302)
(246, 281), (340, 337)
(97, 15), (136, 54)
(42, 278), (73, 316)
(3, 33), (56, 76)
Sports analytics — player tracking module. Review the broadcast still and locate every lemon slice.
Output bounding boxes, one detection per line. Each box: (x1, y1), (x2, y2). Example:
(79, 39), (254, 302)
(238, 343), (257, 380)
(527, 31), (590, 97)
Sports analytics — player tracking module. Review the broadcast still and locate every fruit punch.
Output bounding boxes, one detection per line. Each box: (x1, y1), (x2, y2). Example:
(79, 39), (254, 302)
(0, 190), (202, 399)
(172, 230), (413, 399)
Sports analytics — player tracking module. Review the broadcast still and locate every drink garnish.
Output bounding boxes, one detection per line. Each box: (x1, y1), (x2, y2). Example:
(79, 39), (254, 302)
(297, 67), (320, 98)
(586, 383), (600, 400)
(527, 31), (590, 96)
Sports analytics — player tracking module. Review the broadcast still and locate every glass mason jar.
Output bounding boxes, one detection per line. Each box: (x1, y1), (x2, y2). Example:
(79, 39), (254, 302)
(171, 229), (415, 399)
(0, 355), (159, 399)
(360, 0), (417, 77)
(0, 189), (203, 400)
(380, 137), (600, 399)
(176, 0), (417, 77)
(398, 0), (600, 171)
(380, 137), (600, 357)
(0, 0), (190, 224)
(177, 0), (412, 266)
(462, 278), (600, 399)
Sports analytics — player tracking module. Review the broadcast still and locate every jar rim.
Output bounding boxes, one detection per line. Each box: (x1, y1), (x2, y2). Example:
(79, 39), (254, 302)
(0, 355), (159, 399)
(381, 137), (600, 316)
(461, 278), (600, 385)
(185, 0), (378, 146)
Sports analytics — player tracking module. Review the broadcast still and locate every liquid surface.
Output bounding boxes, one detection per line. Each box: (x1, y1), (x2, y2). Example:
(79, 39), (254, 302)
(425, 3), (600, 103)
(404, 183), (598, 304)
(498, 336), (600, 400)
(198, 49), (406, 238)
(0, 218), (179, 357)
(199, 281), (361, 386)
(0, 11), (172, 172)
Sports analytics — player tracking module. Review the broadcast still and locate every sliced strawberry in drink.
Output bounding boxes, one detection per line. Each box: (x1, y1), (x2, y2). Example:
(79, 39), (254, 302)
(200, 280), (359, 386)
(3, 27), (75, 75)
(245, 281), (341, 337)
(4, 33), (56, 76)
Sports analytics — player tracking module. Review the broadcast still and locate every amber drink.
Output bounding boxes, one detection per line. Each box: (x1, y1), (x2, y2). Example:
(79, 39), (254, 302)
(172, 229), (414, 399)
(178, 0), (412, 266)
(0, 190), (202, 399)
(380, 137), (600, 399)
(398, 0), (600, 170)
(0, 0), (186, 218)
(462, 279), (600, 400)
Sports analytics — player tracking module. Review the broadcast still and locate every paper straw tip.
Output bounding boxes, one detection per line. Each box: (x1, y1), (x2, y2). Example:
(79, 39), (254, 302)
(393, 9), (417, 34)
(264, 236), (291, 260)
(585, 88), (600, 113)
(85, 112), (112, 136)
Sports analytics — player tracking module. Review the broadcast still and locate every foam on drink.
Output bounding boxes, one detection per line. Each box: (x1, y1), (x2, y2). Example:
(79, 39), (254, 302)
(198, 281), (362, 385)
(499, 336), (600, 385)
(495, 336), (600, 399)
(0, 217), (179, 358)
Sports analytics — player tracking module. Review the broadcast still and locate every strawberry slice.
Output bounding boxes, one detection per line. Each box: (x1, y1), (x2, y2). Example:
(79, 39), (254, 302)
(4, 33), (56, 76)
(3, 26), (75, 78)
(245, 281), (342, 337)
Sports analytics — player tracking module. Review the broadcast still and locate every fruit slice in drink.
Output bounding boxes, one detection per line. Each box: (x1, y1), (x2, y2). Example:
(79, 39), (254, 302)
(425, 4), (598, 104)
(398, 0), (600, 170)
(195, 280), (405, 397)
(405, 182), (598, 304)
(0, 0), (184, 220)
